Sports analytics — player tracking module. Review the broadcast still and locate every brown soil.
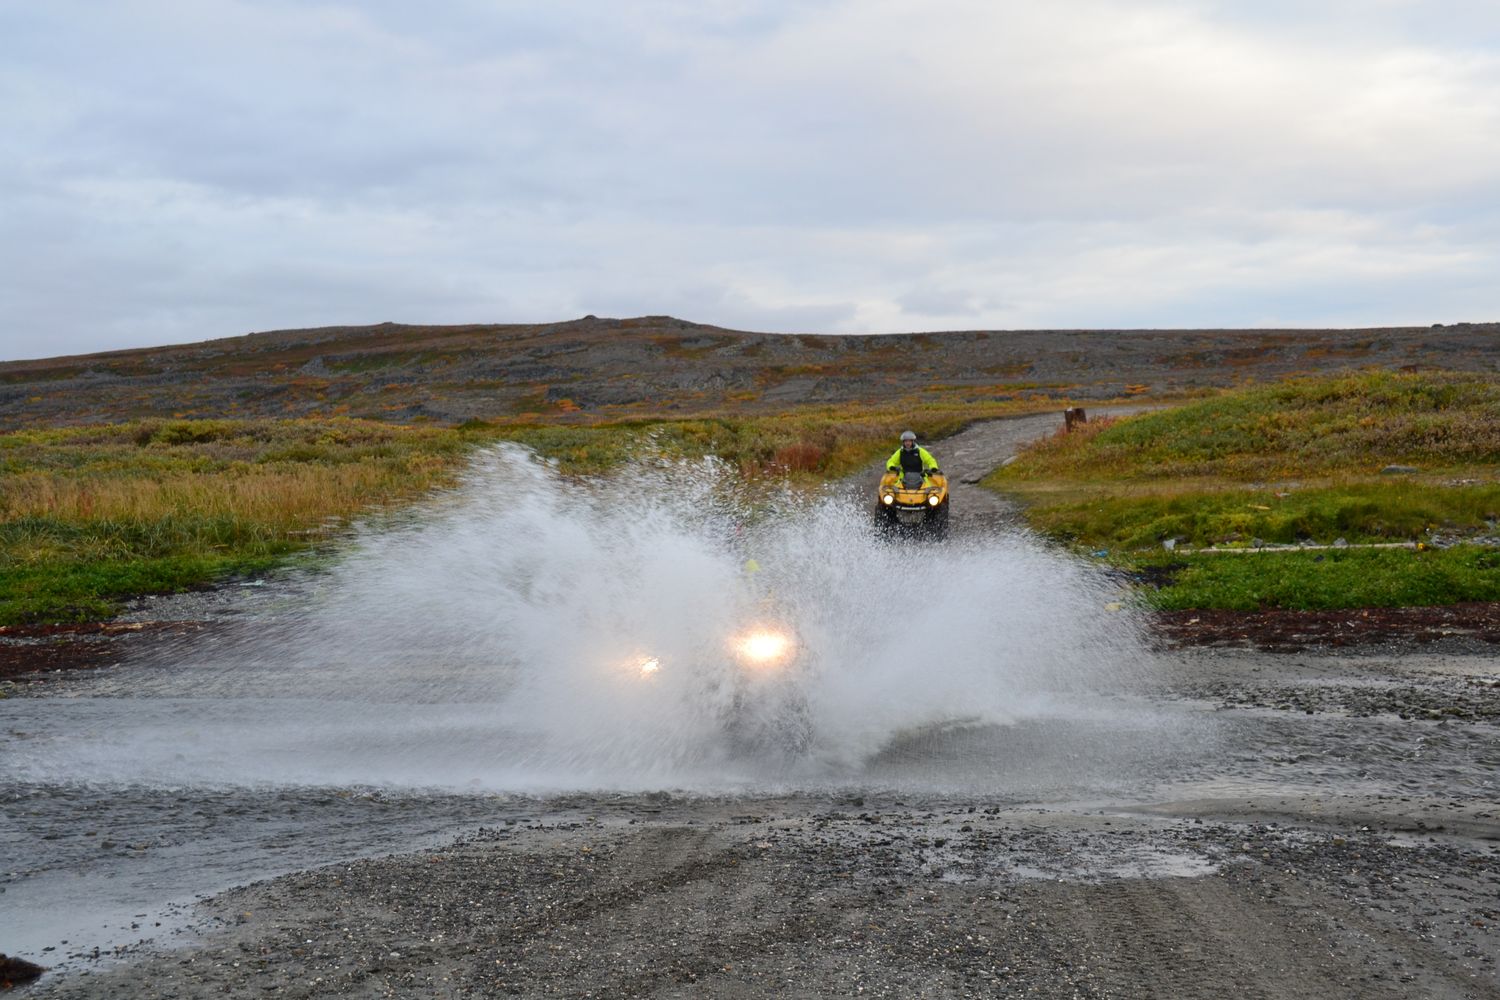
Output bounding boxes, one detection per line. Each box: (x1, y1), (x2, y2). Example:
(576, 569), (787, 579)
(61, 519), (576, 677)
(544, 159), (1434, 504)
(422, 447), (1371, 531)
(0, 621), (211, 682)
(1154, 602), (1500, 653)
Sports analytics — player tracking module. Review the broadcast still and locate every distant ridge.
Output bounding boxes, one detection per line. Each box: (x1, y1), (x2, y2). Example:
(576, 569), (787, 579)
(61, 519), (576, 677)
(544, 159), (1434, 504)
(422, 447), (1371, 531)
(2, 316), (1496, 429)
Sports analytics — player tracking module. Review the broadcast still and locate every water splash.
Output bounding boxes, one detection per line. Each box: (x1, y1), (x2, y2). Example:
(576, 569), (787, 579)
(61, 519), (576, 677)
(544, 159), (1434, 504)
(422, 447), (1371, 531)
(10, 445), (1185, 793)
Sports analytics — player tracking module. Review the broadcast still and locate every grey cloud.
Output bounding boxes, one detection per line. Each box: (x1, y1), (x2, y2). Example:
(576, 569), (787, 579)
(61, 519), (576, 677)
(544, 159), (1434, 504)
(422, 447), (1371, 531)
(2, 0), (1498, 360)
(591, 282), (860, 334)
(897, 289), (993, 319)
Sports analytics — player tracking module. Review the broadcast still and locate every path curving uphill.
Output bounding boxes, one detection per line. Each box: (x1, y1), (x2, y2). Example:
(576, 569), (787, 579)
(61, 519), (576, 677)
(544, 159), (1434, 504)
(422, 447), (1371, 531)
(853, 406), (1159, 535)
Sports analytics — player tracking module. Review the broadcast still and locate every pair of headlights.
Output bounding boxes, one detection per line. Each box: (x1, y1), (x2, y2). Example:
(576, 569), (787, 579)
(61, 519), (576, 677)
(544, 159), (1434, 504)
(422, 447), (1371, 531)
(634, 628), (794, 678)
(882, 493), (942, 507)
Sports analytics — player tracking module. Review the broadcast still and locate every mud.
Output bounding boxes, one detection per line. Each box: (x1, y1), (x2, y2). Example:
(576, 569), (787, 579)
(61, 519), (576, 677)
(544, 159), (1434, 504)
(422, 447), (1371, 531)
(1153, 604), (1500, 655)
(0, 622), (216, 682)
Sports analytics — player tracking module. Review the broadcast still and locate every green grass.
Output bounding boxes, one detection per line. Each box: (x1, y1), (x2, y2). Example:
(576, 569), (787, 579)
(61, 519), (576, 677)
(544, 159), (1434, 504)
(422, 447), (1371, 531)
(1027, 481), (1500, 551)
(988, 371), (1500, 610)
(1134, 546), (1500, 612)
(0, 400), (1055, 624)
(996, 370), (1500, 483)
(12, 373), (1496, 621)
(0, 419), (488, 624)
(0, 553), (293, 624)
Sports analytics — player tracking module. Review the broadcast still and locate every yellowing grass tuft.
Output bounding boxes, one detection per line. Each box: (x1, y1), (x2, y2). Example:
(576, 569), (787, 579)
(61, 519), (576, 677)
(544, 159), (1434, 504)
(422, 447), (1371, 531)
(3, 464), (400, 527)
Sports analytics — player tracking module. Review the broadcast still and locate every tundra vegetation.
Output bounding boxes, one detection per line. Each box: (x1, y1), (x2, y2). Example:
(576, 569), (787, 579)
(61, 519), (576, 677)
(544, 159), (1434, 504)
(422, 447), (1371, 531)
(988, 371), (1500, 610)
(5, 369), (1496, 623)
(0, 398), (1040, 625)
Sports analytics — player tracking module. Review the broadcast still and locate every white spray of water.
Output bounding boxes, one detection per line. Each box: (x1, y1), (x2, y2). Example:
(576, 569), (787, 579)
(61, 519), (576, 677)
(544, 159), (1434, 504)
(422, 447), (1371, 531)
(11, 445), (1188, 793)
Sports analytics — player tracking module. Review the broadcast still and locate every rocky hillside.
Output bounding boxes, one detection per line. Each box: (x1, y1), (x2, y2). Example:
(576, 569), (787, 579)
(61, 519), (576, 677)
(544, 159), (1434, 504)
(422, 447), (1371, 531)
(2, 315), (1496, 428)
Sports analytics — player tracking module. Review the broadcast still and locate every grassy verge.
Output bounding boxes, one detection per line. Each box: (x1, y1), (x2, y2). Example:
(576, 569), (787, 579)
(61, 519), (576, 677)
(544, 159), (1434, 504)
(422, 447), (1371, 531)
(1024, 481), (1500, 551)
(0, 419), (489, 624)
(1130, 546), (1500, 611)
(0, 397), (1064, 624)
(986, 371), (1500, 610)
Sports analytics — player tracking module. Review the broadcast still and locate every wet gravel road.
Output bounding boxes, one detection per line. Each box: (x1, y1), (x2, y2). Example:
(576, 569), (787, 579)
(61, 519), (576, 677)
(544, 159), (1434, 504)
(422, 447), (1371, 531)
(11, 747), (1497, 999)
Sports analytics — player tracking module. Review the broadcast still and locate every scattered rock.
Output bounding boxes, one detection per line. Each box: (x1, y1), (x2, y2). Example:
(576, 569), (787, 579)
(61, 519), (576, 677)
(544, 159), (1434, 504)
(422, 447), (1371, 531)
(5, 321), (1496, 427)
(0, 954), (46, 988)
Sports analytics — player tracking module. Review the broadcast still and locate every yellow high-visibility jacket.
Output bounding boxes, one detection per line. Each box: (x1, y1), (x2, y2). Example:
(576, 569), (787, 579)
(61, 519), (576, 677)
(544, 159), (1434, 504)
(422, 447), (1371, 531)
(886, 445), (939, 475)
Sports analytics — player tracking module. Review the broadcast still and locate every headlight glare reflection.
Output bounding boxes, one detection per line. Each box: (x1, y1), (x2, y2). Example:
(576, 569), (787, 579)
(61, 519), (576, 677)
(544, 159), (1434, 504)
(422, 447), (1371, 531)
(732, 629), (793, 669)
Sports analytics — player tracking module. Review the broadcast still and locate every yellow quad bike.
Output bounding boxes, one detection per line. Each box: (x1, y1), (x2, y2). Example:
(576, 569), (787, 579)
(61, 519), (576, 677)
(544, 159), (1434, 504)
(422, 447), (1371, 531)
(628, 614), (812, 758)
(876, 468), (950, 538)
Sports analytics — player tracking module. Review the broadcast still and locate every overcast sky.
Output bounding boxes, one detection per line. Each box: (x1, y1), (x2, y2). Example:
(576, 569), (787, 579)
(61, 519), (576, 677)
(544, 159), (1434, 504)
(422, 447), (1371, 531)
(4, 1), (1499, 360)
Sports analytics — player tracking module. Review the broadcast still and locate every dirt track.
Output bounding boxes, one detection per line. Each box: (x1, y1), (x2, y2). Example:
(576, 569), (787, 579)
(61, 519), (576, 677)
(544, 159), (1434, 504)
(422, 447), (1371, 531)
(18, 727), (1498, 999)
(6, 412), (1500, 998)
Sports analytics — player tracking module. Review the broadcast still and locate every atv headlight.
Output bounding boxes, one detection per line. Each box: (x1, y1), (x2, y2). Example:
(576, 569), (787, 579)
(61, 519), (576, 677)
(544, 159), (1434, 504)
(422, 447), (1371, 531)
(927, 494), (942, 506)
(732, 629), (793, 669)
(882, 493), (895, 505)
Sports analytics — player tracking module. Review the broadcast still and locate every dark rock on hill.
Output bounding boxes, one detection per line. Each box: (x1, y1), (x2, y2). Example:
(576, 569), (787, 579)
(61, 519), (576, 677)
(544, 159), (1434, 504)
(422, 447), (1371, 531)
(2, 315), (1497, 428)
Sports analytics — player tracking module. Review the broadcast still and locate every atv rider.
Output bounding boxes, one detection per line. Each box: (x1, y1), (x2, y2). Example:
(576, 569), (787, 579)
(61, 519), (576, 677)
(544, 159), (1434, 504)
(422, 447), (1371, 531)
(887, 430), (941, 482)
